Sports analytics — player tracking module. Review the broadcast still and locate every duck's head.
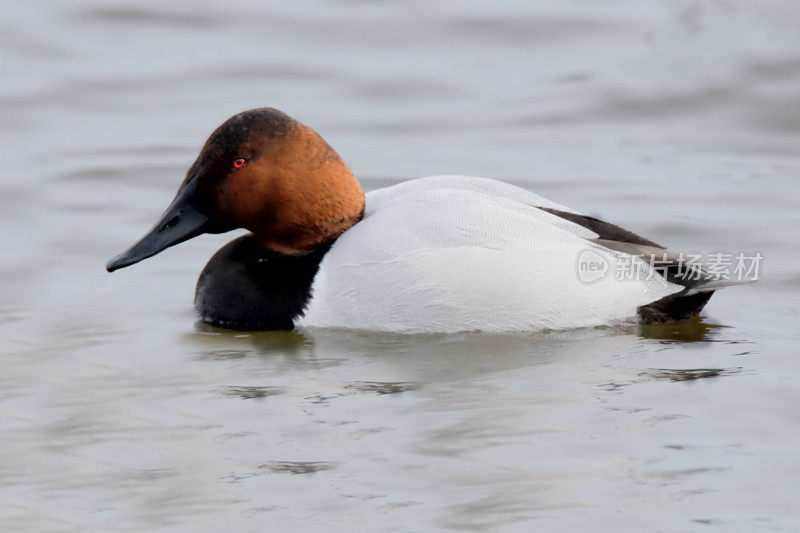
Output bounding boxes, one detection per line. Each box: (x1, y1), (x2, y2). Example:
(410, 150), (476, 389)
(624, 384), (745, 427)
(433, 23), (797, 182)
(106, 108), (364, 272)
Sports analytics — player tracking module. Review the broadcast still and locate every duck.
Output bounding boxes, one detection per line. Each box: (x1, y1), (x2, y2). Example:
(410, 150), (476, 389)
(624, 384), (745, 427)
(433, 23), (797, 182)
(106, 107), (750, 333)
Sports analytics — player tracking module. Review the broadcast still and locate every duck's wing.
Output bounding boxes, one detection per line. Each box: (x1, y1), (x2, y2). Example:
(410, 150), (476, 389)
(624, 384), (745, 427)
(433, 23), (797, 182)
(537, 208), (664, 248)
(536, 210), (755, 322)
(299, 176), (711, 333)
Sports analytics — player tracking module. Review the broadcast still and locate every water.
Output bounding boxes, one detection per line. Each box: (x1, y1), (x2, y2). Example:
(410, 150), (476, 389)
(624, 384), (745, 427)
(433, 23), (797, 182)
(2, 0), (799, 530)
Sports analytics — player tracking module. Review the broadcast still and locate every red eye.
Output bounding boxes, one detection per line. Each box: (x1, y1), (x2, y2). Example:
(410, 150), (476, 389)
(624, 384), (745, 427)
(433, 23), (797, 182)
(232, 158), (246, 169)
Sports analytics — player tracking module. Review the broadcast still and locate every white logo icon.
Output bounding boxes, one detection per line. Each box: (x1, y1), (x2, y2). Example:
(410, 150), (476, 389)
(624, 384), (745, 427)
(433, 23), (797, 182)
(577, 249), (609, 283)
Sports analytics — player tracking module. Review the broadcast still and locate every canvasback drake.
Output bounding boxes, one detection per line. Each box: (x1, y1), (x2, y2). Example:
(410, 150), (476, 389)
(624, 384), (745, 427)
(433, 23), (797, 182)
(107, 108), (749, 333)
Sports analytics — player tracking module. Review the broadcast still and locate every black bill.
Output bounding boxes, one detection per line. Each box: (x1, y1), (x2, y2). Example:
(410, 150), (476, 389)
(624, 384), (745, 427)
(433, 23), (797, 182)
(106, 179), (211, 272)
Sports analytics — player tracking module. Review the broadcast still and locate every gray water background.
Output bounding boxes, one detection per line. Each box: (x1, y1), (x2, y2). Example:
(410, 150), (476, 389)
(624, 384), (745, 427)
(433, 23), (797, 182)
(1, 1), (799, 531)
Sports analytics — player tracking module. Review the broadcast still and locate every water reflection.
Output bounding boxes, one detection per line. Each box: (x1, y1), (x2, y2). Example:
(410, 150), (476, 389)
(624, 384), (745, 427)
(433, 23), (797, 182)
(641, 367), (741, 382)
(193, 322), (310, 353)
(601, 366), (742, 392)
(220, 386), (285, 400)
(637, 315), (730, 343)
(188, 316), (731, 372)
(344, 381), (420, 395)
(187, 324), (649, 386)
(258, 461), (336, 475)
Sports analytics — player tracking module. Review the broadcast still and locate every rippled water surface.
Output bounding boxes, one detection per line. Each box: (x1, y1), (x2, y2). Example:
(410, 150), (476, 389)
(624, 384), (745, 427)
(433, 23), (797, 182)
(2, 1), (800, 531)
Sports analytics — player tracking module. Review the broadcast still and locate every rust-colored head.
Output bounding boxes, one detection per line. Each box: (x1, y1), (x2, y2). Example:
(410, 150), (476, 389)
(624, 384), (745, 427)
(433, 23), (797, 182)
(107, 108), (364, 271)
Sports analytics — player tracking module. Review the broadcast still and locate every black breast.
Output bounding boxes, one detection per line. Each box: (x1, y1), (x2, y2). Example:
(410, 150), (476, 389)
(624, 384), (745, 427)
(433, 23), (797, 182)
(194, 235), (330, 330)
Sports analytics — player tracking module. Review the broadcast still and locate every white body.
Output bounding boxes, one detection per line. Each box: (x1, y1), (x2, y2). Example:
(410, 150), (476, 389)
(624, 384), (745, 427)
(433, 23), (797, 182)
(297, 176), (682, 333)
